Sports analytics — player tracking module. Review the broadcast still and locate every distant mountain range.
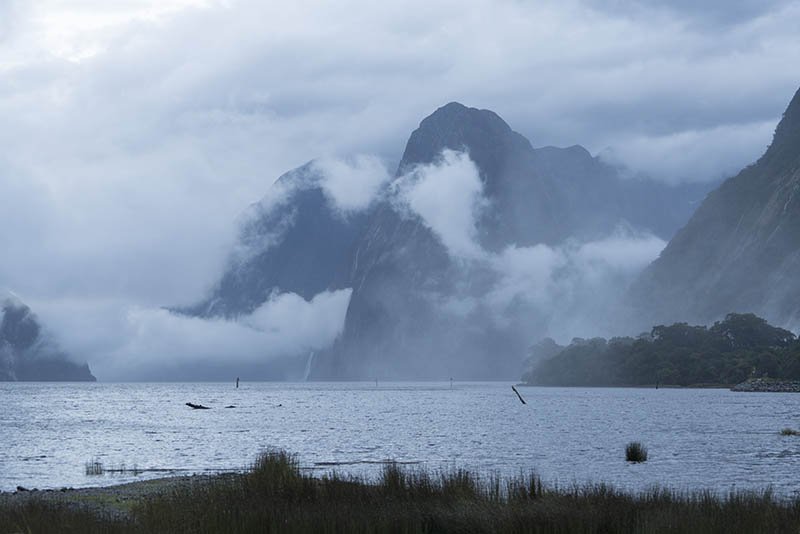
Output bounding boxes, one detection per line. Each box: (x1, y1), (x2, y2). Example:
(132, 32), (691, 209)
(0, 295), (95, 381)
(189, 102), (716, 380)
(632, 87), (800, 330)
(12, 89), (799, 382)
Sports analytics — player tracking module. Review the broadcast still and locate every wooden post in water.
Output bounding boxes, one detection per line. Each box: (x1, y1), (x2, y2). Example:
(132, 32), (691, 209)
(511, 385), (527, 405)
(236, 377), (240, 389)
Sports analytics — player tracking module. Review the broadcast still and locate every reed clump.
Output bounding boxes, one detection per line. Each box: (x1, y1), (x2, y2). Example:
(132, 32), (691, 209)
(85, 459), (143, 476)
(626, 441), (648, 463)
(780, 428), (799, 436)
(85, 458), (104, 476)
(4, 449), (800, 533)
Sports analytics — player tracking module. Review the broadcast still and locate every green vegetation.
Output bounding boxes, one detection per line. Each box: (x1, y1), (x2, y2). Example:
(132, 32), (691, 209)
(781, 428), (799, 436)
(5, 450), (800, 533)
(524, 313), (800, 387)
(625, 442), (648, 463)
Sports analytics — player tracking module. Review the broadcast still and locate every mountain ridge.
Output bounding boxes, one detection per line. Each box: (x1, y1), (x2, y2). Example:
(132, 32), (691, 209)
(632, 86), (800, 329)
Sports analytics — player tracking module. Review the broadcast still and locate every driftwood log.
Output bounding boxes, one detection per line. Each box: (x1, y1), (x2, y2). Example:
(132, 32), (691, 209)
(186, 402), (210, 410)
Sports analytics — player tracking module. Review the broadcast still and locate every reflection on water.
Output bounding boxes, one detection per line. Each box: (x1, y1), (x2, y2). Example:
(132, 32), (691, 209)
(1, 382), (800, 497)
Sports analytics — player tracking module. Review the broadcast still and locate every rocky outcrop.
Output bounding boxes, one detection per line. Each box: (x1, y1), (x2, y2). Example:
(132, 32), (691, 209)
(0, 295), (95, 381)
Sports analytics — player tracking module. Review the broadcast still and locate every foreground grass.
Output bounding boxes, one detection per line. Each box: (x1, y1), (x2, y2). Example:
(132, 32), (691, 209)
(3, 451), (800, 533)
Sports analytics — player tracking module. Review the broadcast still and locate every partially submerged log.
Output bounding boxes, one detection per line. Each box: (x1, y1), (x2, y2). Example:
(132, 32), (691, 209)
(186, 402), (210, 409)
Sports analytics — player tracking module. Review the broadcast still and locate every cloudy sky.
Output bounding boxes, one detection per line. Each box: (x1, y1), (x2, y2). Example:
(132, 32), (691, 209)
(1, 0), (798, 377)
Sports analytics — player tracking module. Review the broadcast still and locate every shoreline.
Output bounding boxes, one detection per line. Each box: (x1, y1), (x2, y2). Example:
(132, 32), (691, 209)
(0, 474), (223, 521)
(3, 453), (800, 533)
(731, 378), (800, 392)
(517, 383), (731, 389)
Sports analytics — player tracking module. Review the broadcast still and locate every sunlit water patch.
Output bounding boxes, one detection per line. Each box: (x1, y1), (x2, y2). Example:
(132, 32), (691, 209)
(1, 382), (799, 497)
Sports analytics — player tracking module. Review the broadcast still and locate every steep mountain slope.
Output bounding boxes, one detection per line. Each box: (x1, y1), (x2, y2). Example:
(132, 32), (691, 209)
(633, 87), (800, 328)
(186, 163), (372, 318)
(190, 102), (714, 379)
(0, 295), (95, 381)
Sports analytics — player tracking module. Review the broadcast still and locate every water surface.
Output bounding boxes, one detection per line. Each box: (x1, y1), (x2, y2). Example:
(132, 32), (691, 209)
(2, 382), (799, 497)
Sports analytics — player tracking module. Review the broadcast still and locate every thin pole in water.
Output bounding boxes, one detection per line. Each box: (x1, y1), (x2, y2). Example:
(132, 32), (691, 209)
(511, 385), (527, 405)
(236, 377), (239, 389)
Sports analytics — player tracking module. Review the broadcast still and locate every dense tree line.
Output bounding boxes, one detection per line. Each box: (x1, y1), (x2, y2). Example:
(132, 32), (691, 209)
(523, 313), (800, 386)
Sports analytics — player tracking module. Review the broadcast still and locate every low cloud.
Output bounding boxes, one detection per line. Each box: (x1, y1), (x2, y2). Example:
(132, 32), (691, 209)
(394, 150), (487, 260)
(31, 289), (351, 380)
(313, 155), (390, 213)
(599, 119), (778, 184)
(394, 152), (667, 341)
(487, 230), (667, 340)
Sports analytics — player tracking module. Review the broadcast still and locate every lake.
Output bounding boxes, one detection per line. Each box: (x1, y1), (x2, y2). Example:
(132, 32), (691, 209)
(2, 382), (799, 497)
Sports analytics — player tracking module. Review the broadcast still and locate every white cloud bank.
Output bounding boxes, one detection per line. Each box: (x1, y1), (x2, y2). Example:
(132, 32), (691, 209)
(394, 150), (487, 260)
(31, 289), (352, 381)
(313, 155), (391, 213)
(395, 152), (667, 341)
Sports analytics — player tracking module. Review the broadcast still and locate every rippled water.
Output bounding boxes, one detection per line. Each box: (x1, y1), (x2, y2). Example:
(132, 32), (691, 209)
(2, 382), (800, 497)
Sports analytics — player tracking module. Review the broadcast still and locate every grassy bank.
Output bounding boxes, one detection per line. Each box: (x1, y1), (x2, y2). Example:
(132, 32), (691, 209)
(2, 451), (799, 533)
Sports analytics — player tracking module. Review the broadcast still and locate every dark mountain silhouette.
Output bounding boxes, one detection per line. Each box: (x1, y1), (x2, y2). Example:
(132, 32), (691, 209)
(185, 163), (371, 318)
(1, 295), (95, 381)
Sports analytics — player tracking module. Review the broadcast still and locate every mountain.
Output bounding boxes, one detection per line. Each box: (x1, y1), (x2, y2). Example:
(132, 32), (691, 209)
(311, 103), (714, 379)
(395, 102), (711, 248)
(632, 87), (800, 329)
(189, 102), (715, 379)
(0, 295), (96, 381)
(185, 163), (371, 318)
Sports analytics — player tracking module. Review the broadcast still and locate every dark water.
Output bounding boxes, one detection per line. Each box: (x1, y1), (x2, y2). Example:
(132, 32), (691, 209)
(2, 382), (799, 497)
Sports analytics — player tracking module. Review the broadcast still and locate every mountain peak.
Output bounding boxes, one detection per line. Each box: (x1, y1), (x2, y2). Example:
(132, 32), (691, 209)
(758, 87), (800, 172)
(397, 102), (533, 176)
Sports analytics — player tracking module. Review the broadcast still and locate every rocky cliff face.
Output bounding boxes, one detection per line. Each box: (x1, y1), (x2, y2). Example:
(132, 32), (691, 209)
(0, 296), (96, 381)
(191, 102), (715, 379)
(632, 87), (800, 329)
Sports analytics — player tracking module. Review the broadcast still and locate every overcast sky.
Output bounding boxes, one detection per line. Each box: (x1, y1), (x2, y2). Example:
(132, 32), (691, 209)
(1, 0), (798, 377)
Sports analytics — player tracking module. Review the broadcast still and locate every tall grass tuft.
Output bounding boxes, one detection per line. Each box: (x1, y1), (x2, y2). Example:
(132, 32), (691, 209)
(626, 441), (648, 463)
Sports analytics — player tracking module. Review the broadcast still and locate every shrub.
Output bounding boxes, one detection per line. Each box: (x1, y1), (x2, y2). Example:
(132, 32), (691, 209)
(625, 442), (648, 463)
